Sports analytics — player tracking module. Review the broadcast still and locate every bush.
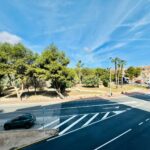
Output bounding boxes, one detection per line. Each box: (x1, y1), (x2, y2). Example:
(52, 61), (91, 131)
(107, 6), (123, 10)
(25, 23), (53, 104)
(82, 75), (99, 87)
(103, 79), (109, 87)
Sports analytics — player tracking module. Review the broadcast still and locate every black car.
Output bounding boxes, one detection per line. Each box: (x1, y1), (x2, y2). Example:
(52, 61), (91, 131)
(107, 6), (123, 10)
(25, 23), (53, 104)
(4, 113), (36, 130)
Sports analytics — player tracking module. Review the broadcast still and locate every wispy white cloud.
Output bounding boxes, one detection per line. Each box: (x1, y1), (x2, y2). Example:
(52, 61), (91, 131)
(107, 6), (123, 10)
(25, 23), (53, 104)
(95, 42), (127, 56)
(0, 31), (21, 44)
(91, 0), (142, 52)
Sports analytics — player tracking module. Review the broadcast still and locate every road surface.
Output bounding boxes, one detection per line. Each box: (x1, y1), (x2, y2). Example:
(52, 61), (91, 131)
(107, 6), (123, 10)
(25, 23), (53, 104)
(1, 94), (150, 150)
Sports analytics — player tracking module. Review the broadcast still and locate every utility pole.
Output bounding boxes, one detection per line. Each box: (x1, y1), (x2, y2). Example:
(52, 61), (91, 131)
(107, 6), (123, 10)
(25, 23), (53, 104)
(109, 67), (112, 96)
(43, 107), (45, 133)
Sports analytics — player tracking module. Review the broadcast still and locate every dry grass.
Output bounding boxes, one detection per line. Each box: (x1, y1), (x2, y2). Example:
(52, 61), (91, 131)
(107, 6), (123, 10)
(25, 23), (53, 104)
(0, 130), (57, 150)
(0, 84), (148, 105)
(71, 84), (147, 93)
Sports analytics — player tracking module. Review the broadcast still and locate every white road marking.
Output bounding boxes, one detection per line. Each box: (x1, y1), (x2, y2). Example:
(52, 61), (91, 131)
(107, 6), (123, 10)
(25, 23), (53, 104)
(38, 119), (59, 130)
(82, 113), (99, 127)
(101, 112), (110, 120)
(59, 114), (88, 135)
(138, 122), (143, 126)
(47, 109), (130, 142)
(146, 118), (149, 122)
(113, 110), (126, 115)
(53, 115), (77, 129)
(103, 106), (119, 110)
(17, 101), (136, 112)
(48, 101), (136, 110)
(94, 129), (132, 150)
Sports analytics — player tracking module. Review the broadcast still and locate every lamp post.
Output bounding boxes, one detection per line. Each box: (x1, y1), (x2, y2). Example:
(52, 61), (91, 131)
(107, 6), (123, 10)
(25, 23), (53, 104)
(109, 67), (112, 97)
(109, 57), (112, 97)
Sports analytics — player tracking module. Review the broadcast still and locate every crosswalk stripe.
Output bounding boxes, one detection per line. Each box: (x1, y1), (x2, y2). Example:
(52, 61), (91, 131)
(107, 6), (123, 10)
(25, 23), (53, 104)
(38, 119), (59, 130)
(82, 113), (99, 127)
(53, 115), (77, 129)
(101, 112), (110, 120)
(59, 114), (88, 135)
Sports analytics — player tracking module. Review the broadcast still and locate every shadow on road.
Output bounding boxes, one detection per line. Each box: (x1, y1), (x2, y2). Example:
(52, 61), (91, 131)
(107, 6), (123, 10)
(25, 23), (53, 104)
(123, 92), (150, 102)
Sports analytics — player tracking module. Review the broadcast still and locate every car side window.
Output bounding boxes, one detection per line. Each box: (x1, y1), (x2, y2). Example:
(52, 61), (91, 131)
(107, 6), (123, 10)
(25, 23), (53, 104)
(12, 118), (19, 122)
(19, 116), (27, 120)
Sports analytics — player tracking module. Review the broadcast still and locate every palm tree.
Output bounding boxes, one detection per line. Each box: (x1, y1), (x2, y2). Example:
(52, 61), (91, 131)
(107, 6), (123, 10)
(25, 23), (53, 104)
(76, 60), (84, 84)
(111, 57), (120, 88)
(117, 59), (121, 87)
(120, 60), (126, 88)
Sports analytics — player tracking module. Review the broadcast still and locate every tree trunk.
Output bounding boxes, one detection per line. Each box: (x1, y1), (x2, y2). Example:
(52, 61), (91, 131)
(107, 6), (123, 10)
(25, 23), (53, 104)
(13, 83), (24, 101)
(34, 78), (37, 95)
(121, 65), (124, 88)
(14, 86), (22, 100)
(55, 89), (64, 99)
(34, 87), (37, 95)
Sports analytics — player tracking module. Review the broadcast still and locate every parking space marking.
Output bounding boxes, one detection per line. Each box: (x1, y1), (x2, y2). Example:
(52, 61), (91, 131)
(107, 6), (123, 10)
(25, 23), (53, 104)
(59, 114), (88, 135)
(53, 115), (77, 129)
(146, 118), (149, 122)
(138, 122), (143, 126)
(82, 113), (99, 127)
(113, 110), (126, 115)
(103, 106), (119, 110)
(47, 109), (130, 141)
(38, 119), (59, 130)
(94, 129), (132, 150)
(101, 112), (110, 120)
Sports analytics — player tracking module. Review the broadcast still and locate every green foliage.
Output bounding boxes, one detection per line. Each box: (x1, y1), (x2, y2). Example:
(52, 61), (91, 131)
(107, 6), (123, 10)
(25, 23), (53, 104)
(0, 75), (4, 96)
(81, 68), (110, 87)
(125, 67), (141, 80)
(103, 79), (109, 87)
(75, 60), (84, 83)
(82, 75), (99, 87)
(38, 44), (74, 93)
(0, 43), (37, 99)
(95, 68), (110, 87)
(81, 68), (95, 76)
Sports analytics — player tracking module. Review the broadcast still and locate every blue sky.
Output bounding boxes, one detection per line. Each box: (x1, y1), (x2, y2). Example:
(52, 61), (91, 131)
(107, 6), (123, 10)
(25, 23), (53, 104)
(0, 0), (150, 68)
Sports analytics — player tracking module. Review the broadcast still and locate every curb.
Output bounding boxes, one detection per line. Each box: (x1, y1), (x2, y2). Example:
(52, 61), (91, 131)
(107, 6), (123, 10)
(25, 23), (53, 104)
(14, 130), (58, 150)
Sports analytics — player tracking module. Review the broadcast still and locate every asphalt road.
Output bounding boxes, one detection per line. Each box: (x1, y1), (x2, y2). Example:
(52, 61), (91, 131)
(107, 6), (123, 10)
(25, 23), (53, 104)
(1, 94), (150, 150)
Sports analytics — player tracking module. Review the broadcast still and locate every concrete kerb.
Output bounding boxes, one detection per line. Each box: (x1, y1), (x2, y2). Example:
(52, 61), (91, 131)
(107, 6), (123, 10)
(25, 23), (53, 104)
(14, 129), (58, 150)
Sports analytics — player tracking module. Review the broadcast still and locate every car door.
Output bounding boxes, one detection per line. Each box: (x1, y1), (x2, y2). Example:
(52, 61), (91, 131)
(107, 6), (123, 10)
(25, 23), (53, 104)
(19, 116), (28, 127)
(11, 117), (20, 128)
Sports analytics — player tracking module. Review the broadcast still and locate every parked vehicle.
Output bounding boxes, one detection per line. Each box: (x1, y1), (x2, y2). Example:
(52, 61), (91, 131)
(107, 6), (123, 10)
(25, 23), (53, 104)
(4, 113), (36, 130)
(123, 77), (129, 84)
(135, 80), (142, 84)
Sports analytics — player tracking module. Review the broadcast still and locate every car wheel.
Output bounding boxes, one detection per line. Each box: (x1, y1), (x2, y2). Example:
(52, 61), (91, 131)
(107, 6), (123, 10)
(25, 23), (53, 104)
(25, 124), (30, 129)
(4, 125), (10, 130)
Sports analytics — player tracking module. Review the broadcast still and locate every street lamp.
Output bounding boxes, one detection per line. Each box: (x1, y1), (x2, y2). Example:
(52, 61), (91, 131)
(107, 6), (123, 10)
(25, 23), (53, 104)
(109, 57), (112, 97)
(109, 67), (112, 97)
(107, 67), (112, 97)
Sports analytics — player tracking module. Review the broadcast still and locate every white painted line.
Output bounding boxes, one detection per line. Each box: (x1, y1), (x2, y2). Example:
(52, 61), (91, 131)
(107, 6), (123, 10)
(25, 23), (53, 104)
(38, 119), (59, 130)
(82, 113), (99, 127)
(103, 106), (119, 110)
(47, 109), (130, 142)
(94, 129), (132, 150)
(138, 122), (143, 126)
(53, 115), (77, 129)
(59, 114), (88, 135)
(58, 110), (127, 118)
(17, 101), (136, 113)
(113, 110), (126, 115)
(51, 101), (136, 110)
(101, 112), (110, 120)
(146, 118), (149, 122)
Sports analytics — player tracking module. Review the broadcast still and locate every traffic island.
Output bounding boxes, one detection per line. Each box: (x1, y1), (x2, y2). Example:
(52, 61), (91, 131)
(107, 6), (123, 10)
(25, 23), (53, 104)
(0, 129), (58, 150)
